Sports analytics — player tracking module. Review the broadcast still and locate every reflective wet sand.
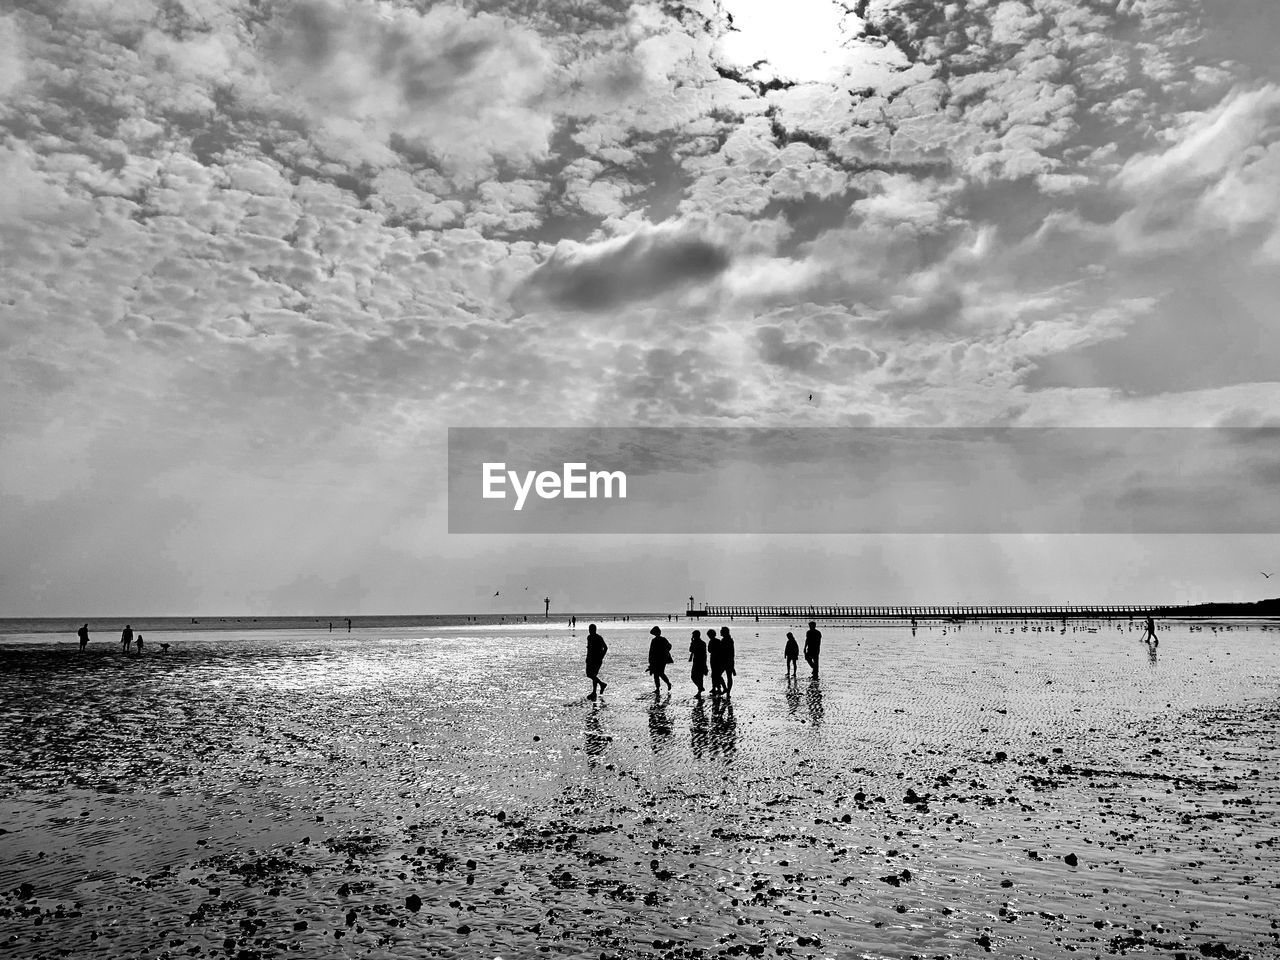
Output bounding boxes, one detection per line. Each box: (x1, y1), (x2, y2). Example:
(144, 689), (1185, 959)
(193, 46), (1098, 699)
(2, 621), (1278, 959)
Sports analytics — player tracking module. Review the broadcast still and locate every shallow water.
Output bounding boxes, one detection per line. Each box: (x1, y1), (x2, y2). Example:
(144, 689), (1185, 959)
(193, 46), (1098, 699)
(1, 621), (1278, 959)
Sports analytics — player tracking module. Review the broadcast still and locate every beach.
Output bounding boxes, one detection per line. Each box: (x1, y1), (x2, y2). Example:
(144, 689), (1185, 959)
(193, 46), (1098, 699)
(1, 619), (1278, 959)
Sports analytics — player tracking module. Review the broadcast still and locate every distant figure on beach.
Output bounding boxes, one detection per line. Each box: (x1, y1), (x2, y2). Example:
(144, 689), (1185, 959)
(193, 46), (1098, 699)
(804, 621), (822, 677)
(134, 634), (144, 654)
(688, 629), (707, 695)
(121, 624), (134, 654)
(159, 643), (170, 654)
(571, 615), (577, 629)
(784, 632), (799, 676)
(329, 622), (332, 632)
(1142, 616), (1158, 647)
(585, 623), (608, 700)
(647, 626), (672, 693)
(720, 626), (736, 695)
(706, 627), (723, 693)
(346, 618), (351, 633)
(77, 623), (90, 652)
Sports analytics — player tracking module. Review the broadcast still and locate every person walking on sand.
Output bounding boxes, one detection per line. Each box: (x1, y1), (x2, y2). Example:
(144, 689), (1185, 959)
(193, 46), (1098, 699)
(720, 626), (737, 695)
(647, 625), (672, 693)
(77, 623), (90, 652)
(804, 621), (822, 677)
(784, 631), (799, 676)
(706, 627), (723, 694)
(1142, 616), (1158, 647)
(688, 629), (708, 695)
(134, 634), (144, 655)
(121, 624), (134, 654)
(585, 623), (608, 700)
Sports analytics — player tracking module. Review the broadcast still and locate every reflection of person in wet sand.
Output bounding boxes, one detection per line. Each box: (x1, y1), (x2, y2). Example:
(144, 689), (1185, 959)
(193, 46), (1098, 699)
(647, 626), (672, 693)
(688, 630), (707, 695)
(648, 695), (673, 751)
(720, 627), (736, 695)
(806, 677), (824, 725)
(784, 674), (801, 716)
(584, 705), (609, 760)
(690, 696), (709, 760)
(784, 632), (799, 676)
(709, 697), (736, 759)
(804, 621), (822, 677)
(1142, 616), (1158, 647)
(585, 624), (608, 700)
(77, 623), (90, 652)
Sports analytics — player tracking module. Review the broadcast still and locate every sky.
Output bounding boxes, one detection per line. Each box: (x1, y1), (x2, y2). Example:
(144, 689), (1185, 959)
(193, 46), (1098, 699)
(2, 0), (1279, 616)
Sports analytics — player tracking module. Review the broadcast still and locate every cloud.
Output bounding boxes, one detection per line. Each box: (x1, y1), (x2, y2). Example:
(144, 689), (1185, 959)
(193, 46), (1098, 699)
(756, 326), (823, 371)
(3, 0), (1279, 611)
(262, 0), (556, 177)
(518, 223), (731, 312)
(1112, 84), (1280, 258)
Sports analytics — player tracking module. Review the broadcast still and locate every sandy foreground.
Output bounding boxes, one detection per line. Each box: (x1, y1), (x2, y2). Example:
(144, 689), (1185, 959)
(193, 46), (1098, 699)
(1, 621), (1278, 960)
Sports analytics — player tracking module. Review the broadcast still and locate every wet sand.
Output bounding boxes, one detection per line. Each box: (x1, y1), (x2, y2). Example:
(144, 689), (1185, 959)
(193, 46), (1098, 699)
(1, 621), (1278, 959)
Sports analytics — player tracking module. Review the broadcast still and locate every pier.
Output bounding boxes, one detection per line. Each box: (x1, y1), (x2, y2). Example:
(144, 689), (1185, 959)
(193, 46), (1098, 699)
(686, 601), (1199, 621)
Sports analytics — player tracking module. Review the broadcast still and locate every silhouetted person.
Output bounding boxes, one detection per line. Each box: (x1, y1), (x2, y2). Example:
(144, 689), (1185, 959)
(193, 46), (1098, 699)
(647, 625), (672, 693)
(329, 622), (332, 632)
(135, 634), (144, 654)
(585, 623), (608, 700)
(1142, 616), (1158, 647)
(346, 618), (351, 633)
(804, 621), (821, 677)
(784, 632), (799, 676)
(688, 629), (707, 695)
(707, 627), (724, 693)
(121, 624), (134, 654)
(720, 626), (736, 695)
(77, 623), (90, 652)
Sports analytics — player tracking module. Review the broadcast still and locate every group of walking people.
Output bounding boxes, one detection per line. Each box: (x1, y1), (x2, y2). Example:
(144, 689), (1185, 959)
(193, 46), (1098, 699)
(584, 620), (824, 699)
(75, 623), (148, 654)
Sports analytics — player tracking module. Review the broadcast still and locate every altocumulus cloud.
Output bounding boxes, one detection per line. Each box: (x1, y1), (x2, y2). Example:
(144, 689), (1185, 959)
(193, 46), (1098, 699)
(263, 0), (556, 177)
(518, 224), (732, 312)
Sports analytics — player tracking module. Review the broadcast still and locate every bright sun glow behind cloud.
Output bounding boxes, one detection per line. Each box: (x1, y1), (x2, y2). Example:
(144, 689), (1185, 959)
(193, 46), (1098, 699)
(716, 0), (860, 83)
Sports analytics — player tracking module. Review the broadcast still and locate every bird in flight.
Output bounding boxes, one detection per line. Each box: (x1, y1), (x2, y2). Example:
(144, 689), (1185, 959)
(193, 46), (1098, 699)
(494, 590), (500, 596)
(1263, 572), (1273, 579)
